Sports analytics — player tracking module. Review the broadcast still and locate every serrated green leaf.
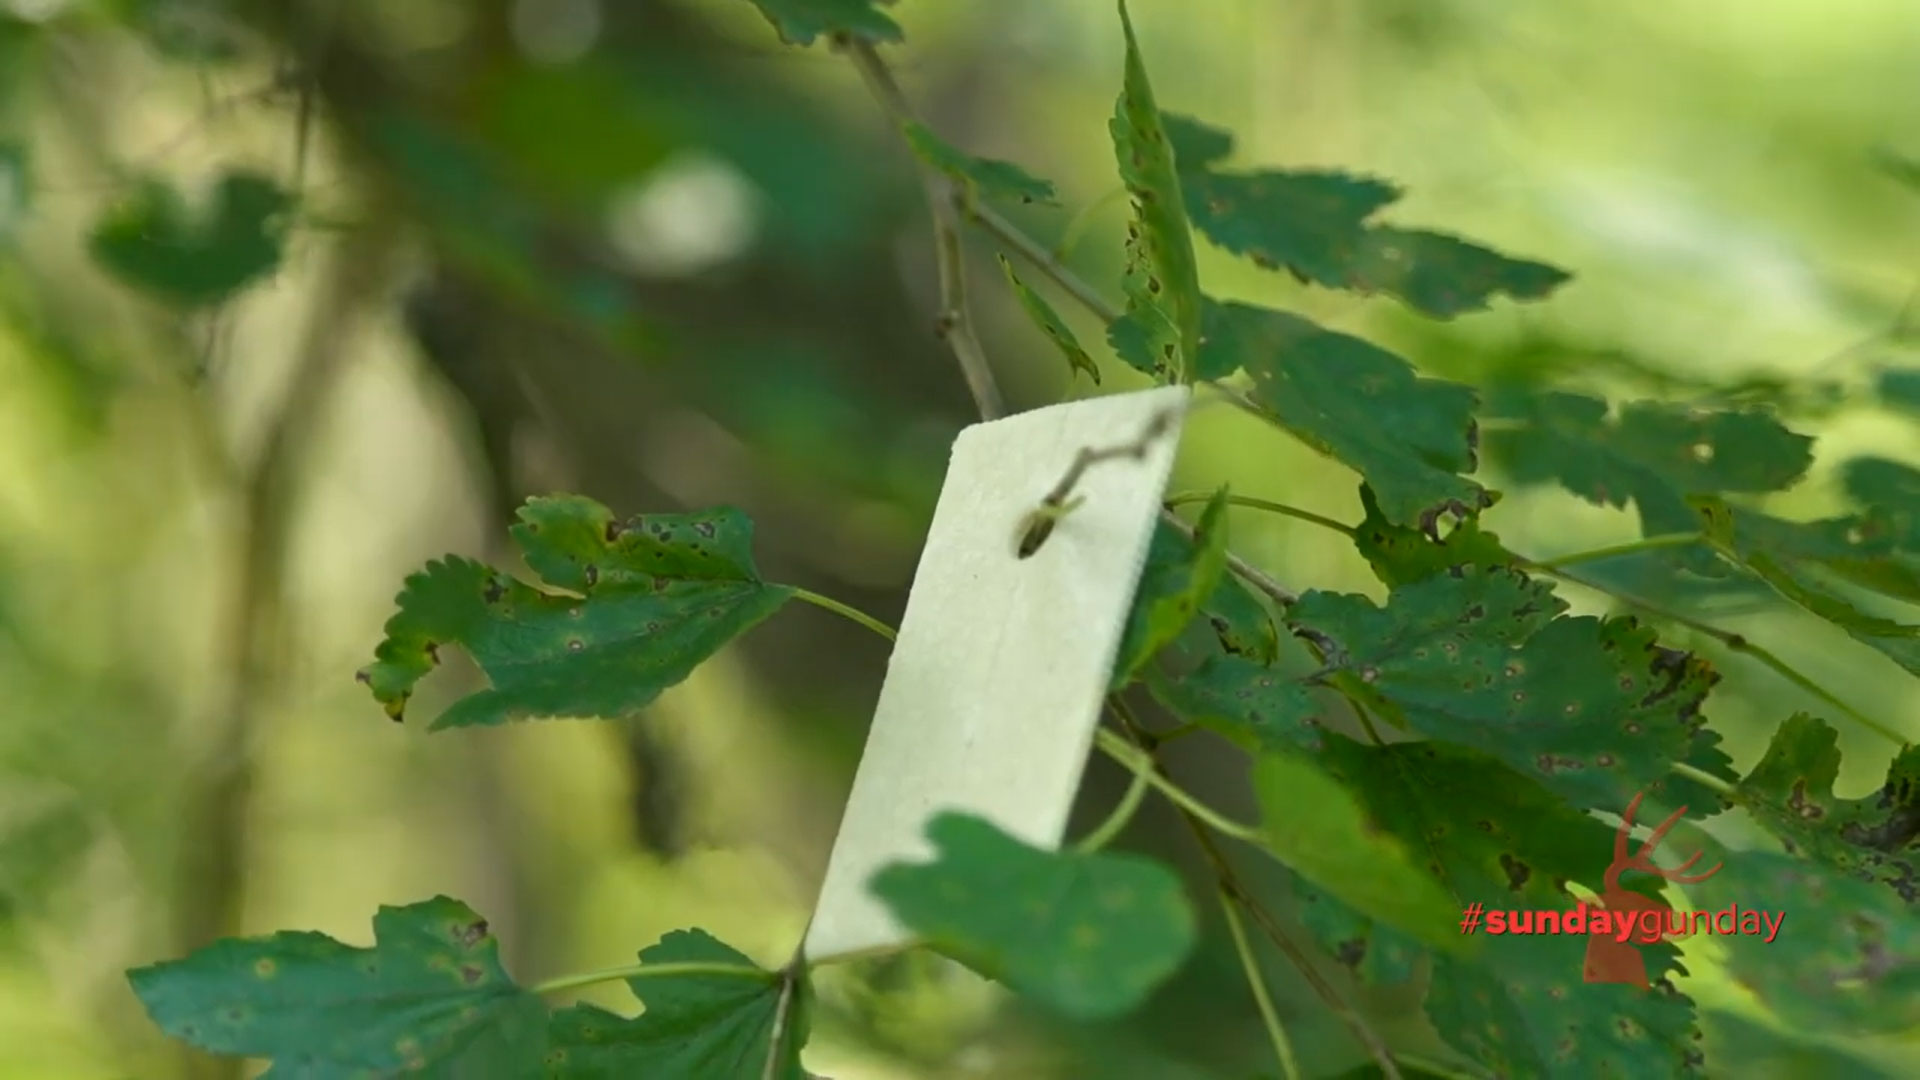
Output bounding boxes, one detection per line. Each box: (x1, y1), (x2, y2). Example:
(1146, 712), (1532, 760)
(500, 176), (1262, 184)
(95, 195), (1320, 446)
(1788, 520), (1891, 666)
(545, 929), (806, 1079)
(1688, 842), (1920, 1034)
(870, 812), (1198, 1020)
(1313, 737), (1704, 1077)
(1692, 494), (1920, 678)
(1351, 483), (1518, 589)
(127, 896), (546, 1078)
(1161, 113), (1568, 318)
(1203, 300), (1489, 529)
(903, 124), (1055, 205)
(360, 497), (795, 728)
(1150, 653), (1325, 752)
(1736, 713), (1920, 901)
(1251, 750), (1463, 951)
(1484, 389), (1814, 575)
(1289, 564), (1734, 812)
(742, 0), (900, 46)
(1112, 490), (1231, 687)
(88, 172), (291, 307)
(1000, 254), (1098, 385)
(1108, 0), (1201, 383)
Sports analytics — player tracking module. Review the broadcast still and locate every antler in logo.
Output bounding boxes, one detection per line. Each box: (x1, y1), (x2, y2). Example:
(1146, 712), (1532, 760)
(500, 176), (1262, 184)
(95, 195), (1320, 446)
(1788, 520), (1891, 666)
(1584, 791), (1722, 988)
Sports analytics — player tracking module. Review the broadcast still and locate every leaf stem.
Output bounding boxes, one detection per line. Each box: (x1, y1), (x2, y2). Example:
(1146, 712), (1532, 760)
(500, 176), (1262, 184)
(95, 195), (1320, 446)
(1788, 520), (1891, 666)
(791, 587), (898, 642)
(1074, 750), (1154, 852)
(531, 960), (774, 996)
(1159, 508), (1297, 605)
(1533, 532), (1700, 569)
(841, 37), (1005, 419)
(1669, 760), (1736, 796)
(1219, 881), (1301, 1080)
(1092, 728), (1265, 844)
(1165, 490), (1356, 536)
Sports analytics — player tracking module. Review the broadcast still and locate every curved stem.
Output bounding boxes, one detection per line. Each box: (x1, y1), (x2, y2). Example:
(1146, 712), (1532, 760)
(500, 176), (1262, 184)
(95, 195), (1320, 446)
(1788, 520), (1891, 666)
(1533, 532), (1700, 570)
(1074, 755), (1153, 853)
(791, 587), (898, 642)
(1220, 883), (1301, 1080)
(1092, 728), (1264, 844)
(1165, 490), (1356, 537)
(532, 960), (773, 996)
(1669, 760), (1736, 796)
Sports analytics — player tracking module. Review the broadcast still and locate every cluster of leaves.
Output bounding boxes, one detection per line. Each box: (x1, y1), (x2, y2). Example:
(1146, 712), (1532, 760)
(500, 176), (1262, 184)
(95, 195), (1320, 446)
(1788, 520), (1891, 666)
(114, 0), (1920, 1077)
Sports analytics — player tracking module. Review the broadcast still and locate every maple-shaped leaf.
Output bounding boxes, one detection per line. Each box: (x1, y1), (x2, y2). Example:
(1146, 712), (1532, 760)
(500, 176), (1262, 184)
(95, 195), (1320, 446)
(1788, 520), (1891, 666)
(1313, 737), (1705, 1077)
(1287, 564), (1735, 813)
(1736, 713), (1920, 901)
(1111, 489), (1232, 687)
(360, 497), (795, 728)
(903, 124), (1056, 205)
(545, 929), (807, 1078)
(127, 896), (546, 1077)
(1106, 0), (1202, 382)
(89, 172), (291, 307)
(1483, 388), (1814, 574)
(1000, 255), (1099, 385)
(1686, 839), (1920, 1035)
(1202, 299), (1489, 529)
(1350, 483), (1518, 589)
(1160, 113), (1569, 318)
(1692, 494), (1920, 678)
(742, 0), (900, 46)
(870, 812), (1198, 1020)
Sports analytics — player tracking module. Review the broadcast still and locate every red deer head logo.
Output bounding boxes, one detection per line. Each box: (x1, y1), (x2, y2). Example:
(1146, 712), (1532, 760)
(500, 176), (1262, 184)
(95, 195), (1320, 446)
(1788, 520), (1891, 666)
(1584, 791), (1722, 988)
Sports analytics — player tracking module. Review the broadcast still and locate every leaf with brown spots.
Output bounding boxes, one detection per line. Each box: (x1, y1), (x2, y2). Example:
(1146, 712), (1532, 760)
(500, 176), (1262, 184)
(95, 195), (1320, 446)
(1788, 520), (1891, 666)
(904, 123), (1057, 206)
(1737, 713), (1920, 902)
(1350, 482), (1519, 589)
(870, 812), (1198, 1020)
(126, 896), (545, 1078)
(1286, 564), (1735, 813)
(1311, 738), (1705, 1077)
(545, 929), (808, 1079)
(1001, 254), (1101, 386)
(359, 497), (795, 728)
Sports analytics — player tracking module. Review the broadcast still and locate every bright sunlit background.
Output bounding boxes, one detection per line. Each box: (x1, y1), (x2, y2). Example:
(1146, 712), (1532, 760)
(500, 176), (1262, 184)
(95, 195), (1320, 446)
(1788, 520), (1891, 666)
(2, 0), (1918, 1076)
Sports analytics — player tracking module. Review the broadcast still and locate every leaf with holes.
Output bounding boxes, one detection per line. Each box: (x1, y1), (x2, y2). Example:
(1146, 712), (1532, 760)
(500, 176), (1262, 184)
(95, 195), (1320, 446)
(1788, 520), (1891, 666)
(1484, 388), (1814, 574)
(545, 929), (807, 1079)
(1202, 300), (1488, 529)
(1688, 843), (1920, 1035)
(870, 812), (1197, 1020)
(1161, 113), (1568, 317)
(904, 124), (1056, 206)
(1251, 749), (1464, 951)
(1312, 737), (1704, 1076)
(742, 0), (900, 46)
(1112, 489), (1231, 686)
(1107, 0), (1201, 382)
(359, 496), (795, 728)
(126, 896), (545, 1077)
(1692, 495), (1920, 678)
(1350, 483), (1518, 589)
(88, 172), (292, 307)
(1288, 564), (1735, 813)
(1736, 713), (1920, 901)
(1001, 255), (1099, 385)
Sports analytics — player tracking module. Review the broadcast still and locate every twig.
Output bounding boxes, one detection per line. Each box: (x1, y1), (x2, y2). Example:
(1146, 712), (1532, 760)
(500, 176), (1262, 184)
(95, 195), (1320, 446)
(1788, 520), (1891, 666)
(972, 202), (1123, 323)
(1219, 880), (1302, 1080)
(1018, 405), (1182, 557)
(841, 37), (1005, 420)
(1158, 508), (1297, 605)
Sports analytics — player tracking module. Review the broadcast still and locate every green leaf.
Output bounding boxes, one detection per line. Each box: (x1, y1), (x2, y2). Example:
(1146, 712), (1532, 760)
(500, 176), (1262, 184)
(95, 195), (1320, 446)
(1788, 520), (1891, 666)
(1736, 713), (1920, 900)
(1287, 869), (1425, 985)
(903, 124), (1055, 205)
(1203, 300), (1489, 529)
(1351, 483), (1518, 589)
(545, 929), (806, 1078)
(742, 0), (901, 46)
(870, 812), (1198, 1020)
(1162, 114), (1569, 318)
(1108, 0), (1202, 382)
(1000, 254), (1098, 385)
(127, 896), (546, 1078)
(1692, 494), (1920, 678)
(1151, 653), (1325, 752)
(1112, 489), (1231, 687)
(1288, 564), (1734, 812)
(1875, 367), (1920, 414)
(1312, 737), (1704, 1077)
(1688, 843), (1920, 1035)
(1484, 389), (1814, 572)
(1251, 750), (1463, 950)
(360, 497), (795, 728)
(88, 172), (292, 307)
